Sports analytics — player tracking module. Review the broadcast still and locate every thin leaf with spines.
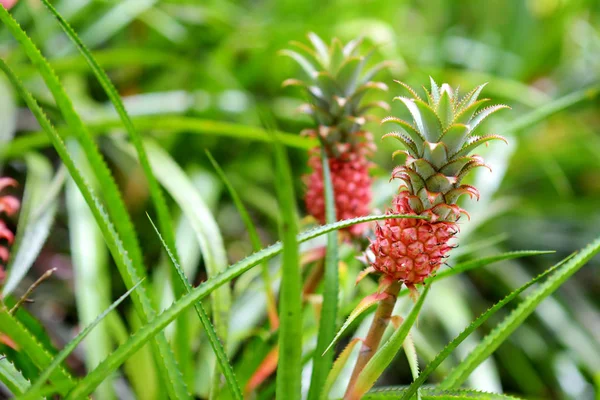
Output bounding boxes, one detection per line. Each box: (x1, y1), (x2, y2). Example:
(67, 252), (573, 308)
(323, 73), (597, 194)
(320, 338), (362, 400)
(0, 356), (30, 396)
(64, 214), (428, 399)
(205, 150), (278, 329)
(147, 217), (243, 400)
(394, 97), (440, 143)
(468, 104), (511, 132)
(21, 281), (144, 400)
(453, 135), (508, 159)
(399, 252), (573, 400)
(323, 292), (389, 356)
(0, 310), (75, 396)
(0, 58), (163, 398)
(363, 387), (522, 399)
(440, 235), (600, 389)
(280, 49), (318, 78)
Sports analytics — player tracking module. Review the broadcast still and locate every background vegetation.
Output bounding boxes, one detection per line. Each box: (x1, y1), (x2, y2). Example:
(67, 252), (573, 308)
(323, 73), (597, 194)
(0, 0), (599, 399)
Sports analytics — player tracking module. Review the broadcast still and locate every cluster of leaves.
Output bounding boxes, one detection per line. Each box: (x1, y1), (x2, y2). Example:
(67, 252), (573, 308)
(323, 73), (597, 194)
(0, 1), (599, 400)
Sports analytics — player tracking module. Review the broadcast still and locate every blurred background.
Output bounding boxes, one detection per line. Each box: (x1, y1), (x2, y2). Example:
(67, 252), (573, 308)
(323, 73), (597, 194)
(1, 0), (599, 399)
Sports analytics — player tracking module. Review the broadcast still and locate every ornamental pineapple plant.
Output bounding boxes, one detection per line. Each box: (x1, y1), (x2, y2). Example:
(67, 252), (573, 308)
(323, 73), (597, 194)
(366, 79), (509, 287)
(0, 177), (19, 285)
(282, 33), (391, 236)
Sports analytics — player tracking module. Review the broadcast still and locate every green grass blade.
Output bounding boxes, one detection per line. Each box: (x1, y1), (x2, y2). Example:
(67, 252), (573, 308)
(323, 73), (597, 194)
(271, 131), (302, 400)
(139, 144), (231, 333)
(308, 149), (339, 400)
(351, 284), (432, 399)
(3, 153), (58, 295)
(148, 217), (243, 400)
(21, 281), (143, 399)
(440, 236), (600, 389)
(0, 356), (30, 396)
(37, 0), (196, 383)
(0, 8), (190, 398)
(0, 116), (314, 161)
(63, 213), (427, 399)
(364, 387), (522, 399)
(400, 253), (574, 400)
(205, 150), (279, 329)
(505, 83), (600, 135)
(65, 146), (114, 400)
(0, 310), (75, 395)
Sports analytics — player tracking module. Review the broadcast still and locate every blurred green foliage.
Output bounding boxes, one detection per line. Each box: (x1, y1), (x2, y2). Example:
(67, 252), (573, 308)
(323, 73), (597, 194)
(1, 0), (599, 399)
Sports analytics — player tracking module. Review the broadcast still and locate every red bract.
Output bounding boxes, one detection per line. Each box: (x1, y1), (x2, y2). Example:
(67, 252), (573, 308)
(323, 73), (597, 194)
(0, 177), (20, 284)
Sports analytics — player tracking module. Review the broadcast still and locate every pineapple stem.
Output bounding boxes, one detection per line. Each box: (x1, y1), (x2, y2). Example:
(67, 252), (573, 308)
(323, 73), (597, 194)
(345, 280), (402, 398)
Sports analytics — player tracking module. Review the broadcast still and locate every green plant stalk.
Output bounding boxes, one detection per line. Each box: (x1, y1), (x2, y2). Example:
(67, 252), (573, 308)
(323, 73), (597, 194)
(272, 136), (302, 400)
(38, 0), (195, 385)
(348, 284), (431, 400)
(307, 149), (339, 400)
(345, 280), (402, 397)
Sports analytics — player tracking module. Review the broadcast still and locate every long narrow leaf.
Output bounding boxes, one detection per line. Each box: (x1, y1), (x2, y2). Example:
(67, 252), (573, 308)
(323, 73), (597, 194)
(21, 281), (143, 399)
(66, 144), (115, 400)
(0, 356), (30, 396)
(400, 253), (574, 400)
(272, 132), (302, 400)
(148, 217), (243, 400)
(64, 213), (427, 399)
(308, 148), (339, 400)
(0, 311), (75, 395)
(397, 251), (555, 299)
(440, 236), (600, 389)
(364, 387), (521, 399)
(206, 150), (279, 329)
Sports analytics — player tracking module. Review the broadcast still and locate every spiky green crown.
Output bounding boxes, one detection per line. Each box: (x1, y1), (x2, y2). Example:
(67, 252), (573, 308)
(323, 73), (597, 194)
(384, 79), (509, 222)
(282, 33), (392, 156)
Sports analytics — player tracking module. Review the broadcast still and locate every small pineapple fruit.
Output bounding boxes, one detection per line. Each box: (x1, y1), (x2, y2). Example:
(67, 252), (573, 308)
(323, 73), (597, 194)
(367, 79), (508, 286)
(282, 33), (391, 236)
(0, 177), (19, 284)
